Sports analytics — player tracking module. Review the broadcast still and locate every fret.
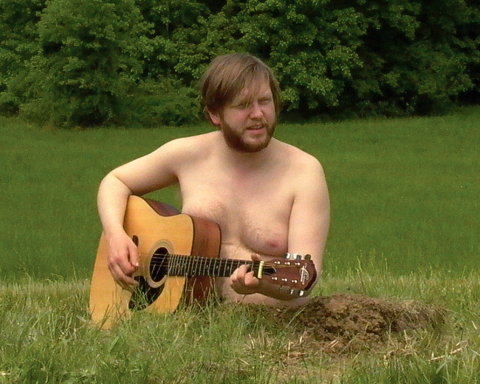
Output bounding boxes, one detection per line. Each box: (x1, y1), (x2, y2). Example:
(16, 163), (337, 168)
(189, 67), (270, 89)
(187, 255), (194, 276)
(207, 256), (212, 276)
(212, 259), (220, 275)
(221, 257), (227, 277)
(180, 255), (188, 276)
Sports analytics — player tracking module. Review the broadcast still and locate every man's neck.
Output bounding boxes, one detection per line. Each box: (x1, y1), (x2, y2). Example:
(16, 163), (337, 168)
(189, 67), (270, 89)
(218, 135), (276, 172)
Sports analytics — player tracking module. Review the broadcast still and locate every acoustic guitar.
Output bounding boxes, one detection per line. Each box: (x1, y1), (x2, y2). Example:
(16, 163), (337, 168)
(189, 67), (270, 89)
(89, 195), (316, 329)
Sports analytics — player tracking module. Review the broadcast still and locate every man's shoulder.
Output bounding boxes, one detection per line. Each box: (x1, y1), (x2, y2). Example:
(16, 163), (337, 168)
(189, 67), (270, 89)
(159, 132), (217, 157)
(273, 140), (327, 197)
(166, 131), (216, 148)
(274, 139), (322, 169)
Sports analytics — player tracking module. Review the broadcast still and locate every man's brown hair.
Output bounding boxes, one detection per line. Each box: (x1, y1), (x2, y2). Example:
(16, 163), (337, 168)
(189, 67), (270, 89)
(200, 53), (281, 121)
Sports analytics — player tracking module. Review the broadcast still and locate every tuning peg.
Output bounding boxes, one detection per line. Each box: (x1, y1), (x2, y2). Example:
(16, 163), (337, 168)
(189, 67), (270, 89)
(285, 253), (311, 260)
(288, 289), (306, 296)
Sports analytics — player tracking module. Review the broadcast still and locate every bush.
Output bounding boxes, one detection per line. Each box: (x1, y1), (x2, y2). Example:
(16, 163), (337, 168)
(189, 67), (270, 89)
(230, 0), (480, 117)
(117, 78), (200, 127)
(0, 0), (45, 115)
(1, 0), (154, 127)
(348, 0), (480, 117)
(233, 0), (368, 113)
(0, 0), (479, 127)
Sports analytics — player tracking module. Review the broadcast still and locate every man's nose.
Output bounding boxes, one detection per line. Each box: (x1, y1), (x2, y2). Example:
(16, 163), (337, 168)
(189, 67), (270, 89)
(249, 102), (263, 118)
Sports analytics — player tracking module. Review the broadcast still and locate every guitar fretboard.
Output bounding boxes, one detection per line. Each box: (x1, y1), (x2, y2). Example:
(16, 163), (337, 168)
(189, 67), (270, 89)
(151, 254), (262, 278)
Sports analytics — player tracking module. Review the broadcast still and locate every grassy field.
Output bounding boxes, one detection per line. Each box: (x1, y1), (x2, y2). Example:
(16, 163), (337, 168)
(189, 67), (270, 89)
(1, 108), (479, 382)
(1, 271), (480, 383)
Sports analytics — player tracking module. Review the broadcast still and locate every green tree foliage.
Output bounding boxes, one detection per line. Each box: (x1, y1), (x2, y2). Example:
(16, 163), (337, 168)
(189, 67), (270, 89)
(0, 0), (45, 114)
(232, 0), (369, 113)
(0, 0), (478, 127)
(350, 0), (480, 116)
(15, 0), (154, 127)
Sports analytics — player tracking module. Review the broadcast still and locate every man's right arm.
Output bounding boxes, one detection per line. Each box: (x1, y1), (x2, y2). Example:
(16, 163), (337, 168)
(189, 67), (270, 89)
(96, 138), (187, 289)
(97, 172), (139, 289)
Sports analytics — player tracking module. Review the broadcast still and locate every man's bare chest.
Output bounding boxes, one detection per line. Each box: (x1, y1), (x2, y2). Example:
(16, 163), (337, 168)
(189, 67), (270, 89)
(179, 172), (293, 258)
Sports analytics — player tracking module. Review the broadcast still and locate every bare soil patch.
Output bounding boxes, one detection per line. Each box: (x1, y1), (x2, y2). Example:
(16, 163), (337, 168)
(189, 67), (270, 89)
(258, 293), (446, 356)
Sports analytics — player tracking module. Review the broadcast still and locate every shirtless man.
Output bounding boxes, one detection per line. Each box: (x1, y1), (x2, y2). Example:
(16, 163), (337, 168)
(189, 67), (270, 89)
(97, 53), (330, 306)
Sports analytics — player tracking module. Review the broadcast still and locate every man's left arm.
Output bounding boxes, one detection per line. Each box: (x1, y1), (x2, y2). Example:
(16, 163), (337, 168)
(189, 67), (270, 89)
(230, 156), (330, 299)
(286, 156), (330, 292)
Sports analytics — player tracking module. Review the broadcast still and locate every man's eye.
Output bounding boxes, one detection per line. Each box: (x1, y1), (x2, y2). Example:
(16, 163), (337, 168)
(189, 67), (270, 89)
(259, 98), (272, 105)
(234, 102), (249, 109)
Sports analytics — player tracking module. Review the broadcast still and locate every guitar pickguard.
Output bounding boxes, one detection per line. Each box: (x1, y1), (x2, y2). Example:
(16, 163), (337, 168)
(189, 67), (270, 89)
(129, 276), (164, 311)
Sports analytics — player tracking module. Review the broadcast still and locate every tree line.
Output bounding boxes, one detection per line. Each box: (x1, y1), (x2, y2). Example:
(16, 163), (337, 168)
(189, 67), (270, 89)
(1, 0), (479, 128)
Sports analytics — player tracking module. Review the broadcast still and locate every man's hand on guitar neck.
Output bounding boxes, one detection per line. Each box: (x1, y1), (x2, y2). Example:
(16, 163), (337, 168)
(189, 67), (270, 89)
(229, 254), (264, 295)
(106, 231), (140, 291)
(229, 253), (313, 300)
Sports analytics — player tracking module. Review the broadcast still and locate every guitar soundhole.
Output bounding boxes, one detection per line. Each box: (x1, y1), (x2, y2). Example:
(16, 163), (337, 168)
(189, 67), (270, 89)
(150, 247), (169, 282)
(128, 247), (169, 311)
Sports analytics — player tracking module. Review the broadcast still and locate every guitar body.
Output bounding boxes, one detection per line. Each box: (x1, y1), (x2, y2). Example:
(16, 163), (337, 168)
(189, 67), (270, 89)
(89, 195), (221, 329)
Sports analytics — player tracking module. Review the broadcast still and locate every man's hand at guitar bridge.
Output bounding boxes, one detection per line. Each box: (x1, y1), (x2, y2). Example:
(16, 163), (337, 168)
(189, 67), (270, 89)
(106, 231), (140, 290)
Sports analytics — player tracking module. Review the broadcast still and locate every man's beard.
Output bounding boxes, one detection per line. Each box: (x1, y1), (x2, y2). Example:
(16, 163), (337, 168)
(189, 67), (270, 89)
(220, 121), (276, 153)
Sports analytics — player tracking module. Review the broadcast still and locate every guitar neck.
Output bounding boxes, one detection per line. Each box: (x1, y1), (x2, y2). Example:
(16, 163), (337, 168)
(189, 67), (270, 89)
(152, 254), (260, 278)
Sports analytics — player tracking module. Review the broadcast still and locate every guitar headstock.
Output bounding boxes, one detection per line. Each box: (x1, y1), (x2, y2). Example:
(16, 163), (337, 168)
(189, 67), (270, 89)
(257, 253), (317, 297)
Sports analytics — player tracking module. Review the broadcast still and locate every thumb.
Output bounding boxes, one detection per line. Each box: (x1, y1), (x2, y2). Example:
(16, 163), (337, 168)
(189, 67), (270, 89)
(251, 253), (261, 262)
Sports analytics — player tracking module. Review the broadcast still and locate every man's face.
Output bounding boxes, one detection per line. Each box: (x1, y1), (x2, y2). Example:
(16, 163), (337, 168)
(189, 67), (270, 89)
(209, 80), (276, 153)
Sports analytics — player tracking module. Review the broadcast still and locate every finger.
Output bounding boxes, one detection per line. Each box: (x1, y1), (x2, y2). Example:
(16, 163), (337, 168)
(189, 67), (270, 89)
(109, 264), (138, 291)
(112, 248), (138, 275)
(108, 252), (138, 285)
(235, 265), (251, 283)
(230, 265), (249, 289)
(243, 271), (260, 288)
(230, 268), (238, 282)
(230, 266), (260, 290)
(128, 243), (140, 268)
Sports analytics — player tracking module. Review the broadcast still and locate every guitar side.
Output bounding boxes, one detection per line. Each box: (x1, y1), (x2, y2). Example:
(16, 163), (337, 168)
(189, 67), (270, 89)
(89, 196), (221, 329)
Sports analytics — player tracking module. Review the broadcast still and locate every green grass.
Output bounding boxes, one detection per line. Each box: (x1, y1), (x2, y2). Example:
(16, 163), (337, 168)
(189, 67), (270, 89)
(1, 108), (480, 382)
(1, 271), (480, 383)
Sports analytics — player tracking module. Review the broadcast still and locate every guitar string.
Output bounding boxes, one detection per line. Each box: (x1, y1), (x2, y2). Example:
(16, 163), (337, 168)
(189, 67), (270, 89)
(147, 254), (299, 284)
(150, 255), (256, 271)
(149, 252), (298, 265)
(145, 253), (309, 287)
(149, 254), (298, 269)
(148, 255), (292, 271)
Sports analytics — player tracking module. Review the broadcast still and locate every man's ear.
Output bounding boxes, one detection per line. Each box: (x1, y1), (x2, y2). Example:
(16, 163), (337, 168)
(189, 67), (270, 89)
(207, 109), (221, 126)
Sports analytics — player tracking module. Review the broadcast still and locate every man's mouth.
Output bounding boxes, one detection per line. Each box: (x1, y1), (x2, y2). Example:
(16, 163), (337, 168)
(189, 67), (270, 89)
(246, 124), (266, 131)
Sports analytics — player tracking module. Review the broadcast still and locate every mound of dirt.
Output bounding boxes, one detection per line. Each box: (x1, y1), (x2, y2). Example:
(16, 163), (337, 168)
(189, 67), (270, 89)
(260, 293), (446, 355)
